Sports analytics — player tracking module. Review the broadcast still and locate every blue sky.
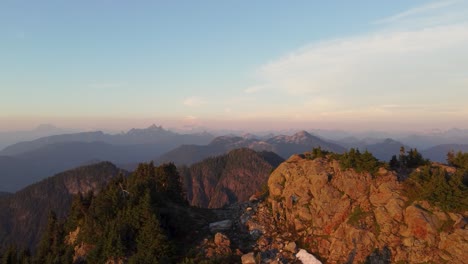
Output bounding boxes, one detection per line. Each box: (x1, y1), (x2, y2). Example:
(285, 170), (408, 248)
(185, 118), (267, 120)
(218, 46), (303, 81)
(1, 0), (467, 132)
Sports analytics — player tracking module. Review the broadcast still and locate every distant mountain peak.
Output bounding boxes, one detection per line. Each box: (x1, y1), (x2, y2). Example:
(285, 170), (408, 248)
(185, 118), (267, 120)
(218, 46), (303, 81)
(383, 138), (399, 144)
(269, 130), (316, 144)
(242, 133), (252, 137)
(293, 130), (313, 139)
(126, 125), (170, 135)
(295, 130), (310, 135)
(147, 124), (164, 130)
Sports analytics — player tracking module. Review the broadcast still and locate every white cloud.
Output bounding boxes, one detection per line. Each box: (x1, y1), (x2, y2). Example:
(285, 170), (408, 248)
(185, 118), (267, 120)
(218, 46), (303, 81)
(260, 24), (468, 94)
(251, 1), (468, 120)
(183, 96), (206, 107)
(239, 1), (468, 128)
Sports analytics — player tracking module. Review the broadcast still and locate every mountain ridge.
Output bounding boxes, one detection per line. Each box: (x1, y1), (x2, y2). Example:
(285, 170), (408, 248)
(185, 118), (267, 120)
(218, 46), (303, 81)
(0, 126), (214, 192)
(179, 148), (284, 208)
(421, 144), (468, 162)
(158, 131), (345, 166)
(1, 125), (214, 156)
(0, 162), (124, 250)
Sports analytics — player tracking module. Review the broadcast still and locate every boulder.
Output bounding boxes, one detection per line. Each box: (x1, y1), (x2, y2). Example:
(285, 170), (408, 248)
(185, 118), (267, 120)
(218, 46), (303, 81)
(402, 205), (438, 244)
(209, 219), (232, 233)
(296, 249), (322, 264)
(214, 232), (230, 247)
(284, 241), (297, 253)
(241, 252), (256, 264)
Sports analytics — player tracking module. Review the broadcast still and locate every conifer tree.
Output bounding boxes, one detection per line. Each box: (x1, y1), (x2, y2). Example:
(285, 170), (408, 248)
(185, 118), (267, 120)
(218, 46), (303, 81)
(34, 211), (70, 264)
(2, 245), (18, 264)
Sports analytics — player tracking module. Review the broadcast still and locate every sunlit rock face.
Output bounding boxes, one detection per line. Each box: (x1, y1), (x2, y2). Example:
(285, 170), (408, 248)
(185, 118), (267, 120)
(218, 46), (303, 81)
(266, 155), (468, 263)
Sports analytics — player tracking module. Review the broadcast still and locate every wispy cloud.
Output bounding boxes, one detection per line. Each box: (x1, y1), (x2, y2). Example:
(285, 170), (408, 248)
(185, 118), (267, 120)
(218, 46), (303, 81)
(182, 96), (206, 107)
(376, 104), (461, 113)
(250, 1), (468, 121)
(258, 24), (468, 98)
(374, 0), (462, 24)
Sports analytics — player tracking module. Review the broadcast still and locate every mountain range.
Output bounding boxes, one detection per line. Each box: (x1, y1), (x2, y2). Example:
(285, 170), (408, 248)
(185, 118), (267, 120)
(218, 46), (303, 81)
(158, 130), (345, 166)
(0, 124), (74, 151)
(333, 138), (412, 161)
(311, 128), (468, 149)
(398, 128), (468, 149)
(0, 129), (343, 192)
(2, 125), (468, 193)
(0, 125), (213, 156)
(0, 126), (213, 192)
(421, 144), (468, 162)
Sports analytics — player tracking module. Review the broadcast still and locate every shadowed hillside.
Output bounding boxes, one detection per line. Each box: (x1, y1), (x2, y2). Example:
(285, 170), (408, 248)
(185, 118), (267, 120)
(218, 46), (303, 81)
(179, 148), (284, 208)
(0, 162), (124, 250)
(421, 144), (468, 162)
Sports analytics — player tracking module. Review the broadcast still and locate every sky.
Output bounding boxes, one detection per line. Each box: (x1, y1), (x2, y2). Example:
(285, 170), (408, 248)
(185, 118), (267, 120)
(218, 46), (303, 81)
(1, 0), (468, 132)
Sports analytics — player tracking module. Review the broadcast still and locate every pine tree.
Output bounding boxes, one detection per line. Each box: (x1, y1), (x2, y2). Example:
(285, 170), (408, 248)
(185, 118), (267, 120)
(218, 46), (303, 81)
(2, 245), (18, 264)
(34, 211), (67, 264)
(128, 213), (171, 264)
(389, 155), (399, 169)
(18, 249), (31, 264)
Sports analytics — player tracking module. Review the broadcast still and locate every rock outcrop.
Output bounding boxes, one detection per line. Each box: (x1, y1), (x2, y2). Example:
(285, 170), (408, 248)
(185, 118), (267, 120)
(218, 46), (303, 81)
(296, 249), (322, 264)
(241, 252), (257, 264)
(209, 220), (233, 233)
(265, 155), (468, 263)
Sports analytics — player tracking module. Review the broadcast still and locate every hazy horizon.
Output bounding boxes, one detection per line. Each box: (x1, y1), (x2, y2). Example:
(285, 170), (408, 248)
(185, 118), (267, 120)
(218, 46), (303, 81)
(2, 120), (468, 136)
(2, 1), (468, 131)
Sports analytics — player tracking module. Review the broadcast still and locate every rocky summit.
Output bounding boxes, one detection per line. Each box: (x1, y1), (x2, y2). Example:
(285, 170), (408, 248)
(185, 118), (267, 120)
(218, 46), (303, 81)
(263, 154), (467, 263)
